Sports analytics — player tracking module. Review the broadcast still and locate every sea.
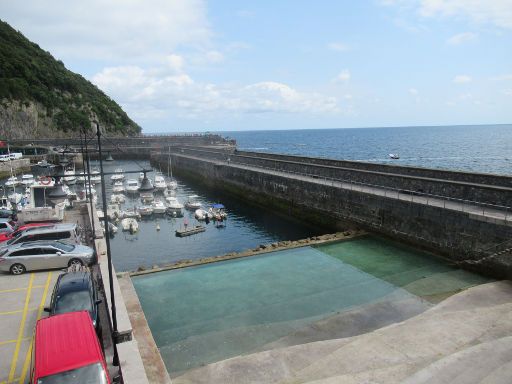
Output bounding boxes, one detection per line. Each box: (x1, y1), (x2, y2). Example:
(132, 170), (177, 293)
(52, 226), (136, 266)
(221, 124), (512, 175)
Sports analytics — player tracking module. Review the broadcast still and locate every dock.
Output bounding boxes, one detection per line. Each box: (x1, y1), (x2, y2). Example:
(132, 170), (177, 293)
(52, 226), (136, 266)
(176, 225), (206, 237)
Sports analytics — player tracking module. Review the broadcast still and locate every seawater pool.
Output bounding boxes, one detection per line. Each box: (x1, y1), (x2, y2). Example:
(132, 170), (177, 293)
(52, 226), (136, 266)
(132, 235), (492, 377)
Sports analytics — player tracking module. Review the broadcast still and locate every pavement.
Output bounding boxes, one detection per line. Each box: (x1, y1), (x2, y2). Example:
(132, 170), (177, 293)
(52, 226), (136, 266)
(0, 271), (60, 384)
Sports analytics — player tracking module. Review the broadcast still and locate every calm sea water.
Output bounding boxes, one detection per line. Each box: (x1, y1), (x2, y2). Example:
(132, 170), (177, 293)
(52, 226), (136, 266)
(222, 124), (512, 175)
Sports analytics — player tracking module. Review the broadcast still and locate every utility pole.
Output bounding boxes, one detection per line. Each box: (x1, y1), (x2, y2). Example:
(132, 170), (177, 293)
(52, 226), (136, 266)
(95, 122), (120, 366)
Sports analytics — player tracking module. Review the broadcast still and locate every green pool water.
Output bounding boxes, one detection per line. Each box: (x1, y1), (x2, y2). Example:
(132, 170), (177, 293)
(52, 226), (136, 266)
(132, 235), (493, 376)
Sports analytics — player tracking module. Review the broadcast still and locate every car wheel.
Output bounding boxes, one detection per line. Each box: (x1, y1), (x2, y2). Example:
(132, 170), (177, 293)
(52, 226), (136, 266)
(68, 258), (84, 268)
(10, 263), (26, 275)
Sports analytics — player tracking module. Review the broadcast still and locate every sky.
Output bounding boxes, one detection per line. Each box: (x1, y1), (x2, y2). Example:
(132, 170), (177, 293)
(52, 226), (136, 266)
(1, 0), (511, 133)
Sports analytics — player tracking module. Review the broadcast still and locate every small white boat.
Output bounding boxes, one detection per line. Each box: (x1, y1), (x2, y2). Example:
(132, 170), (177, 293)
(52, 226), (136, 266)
(151, 199), (167, 214)
(154, 174), (167, 192)
(121, 218), (138, 232)
(36, 159), (54, 168)
(166, 196), (184, 217)
(138, 205), (153, 216)
(195, 208), (213, 221)
(121, 208), (141, 220)
(185, 195), (202, 210)
(5, 176), (19, 187)
(389, 153), (400, 160)
(138, 172), (145, 181)
(112, 181), (125, 193)
(126, 179), (139, 194)
(20, 174), (35, 186)
(140, 192), (154, 204)
(110, 194), (126, 204)
(90, 169), (101, 184)
(167, 180), (178, 190)
(111, 168), (125, 182)
(63, 169), (77, 185)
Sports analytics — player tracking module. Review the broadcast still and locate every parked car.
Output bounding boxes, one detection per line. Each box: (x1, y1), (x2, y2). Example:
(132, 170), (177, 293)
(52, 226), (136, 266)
(0, 222), (53, 243)
(45, 271), (101, 329)
(31, 311), (117, 383)
(1, 223), (81, 249)
(0, 240), (96, 275)
(0, 218), (16, 235)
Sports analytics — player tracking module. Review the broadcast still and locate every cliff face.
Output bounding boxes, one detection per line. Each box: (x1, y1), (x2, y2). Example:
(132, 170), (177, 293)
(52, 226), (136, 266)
(0, 19), (141, 139)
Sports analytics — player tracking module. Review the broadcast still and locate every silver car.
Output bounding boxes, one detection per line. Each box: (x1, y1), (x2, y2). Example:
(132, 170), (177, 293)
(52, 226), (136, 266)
(0, 240), (96, 275)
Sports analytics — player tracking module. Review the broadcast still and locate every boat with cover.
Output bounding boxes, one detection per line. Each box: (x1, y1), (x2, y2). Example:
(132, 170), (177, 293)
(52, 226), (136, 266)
(195, 208), (213, 221)
(121, 218), (138, 232)
(185, 195), (201, 210)
(126, 179), (139, 194)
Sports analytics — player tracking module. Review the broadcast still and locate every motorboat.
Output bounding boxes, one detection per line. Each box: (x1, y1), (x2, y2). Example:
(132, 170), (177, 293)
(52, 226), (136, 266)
(110, 194), (126, 204)
(121, 208), (141, 220)
(389, 153), (400, 160)
(151, 199), (167, 214)
(138, 172), (145, 181)
(63, 169), (77, 185)
(90, 169), (101, 184)
(165, 196), (184, 217)
(126, 179), (139, 194)
(185, 195), (201, 210)
(138, 205), (153, 217)
(167, 180), (178, 190)
(4, 176), (19, 188)
(36, 159), (55, 168)
(154, 174), (167, 192)
(112, 181), (125, 193)
(20, 174), (35, 186)
(166, 147), (178, 190)
(209, 203), (227, 221)
(163, 188), (176, 198)
(140, 192), (154, 204)
(76, 171), (86, 182)
(111, 168), (125, 182)
(195, 208), (213, 221)
(121, 218), (138, 233)
(101, 221), (118, 235)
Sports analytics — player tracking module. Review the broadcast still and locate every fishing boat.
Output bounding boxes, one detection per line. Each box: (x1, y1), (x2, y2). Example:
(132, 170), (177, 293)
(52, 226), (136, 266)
(20, 174), (35, 186)
(154, 174), (167, 192)
(209, 203), (227, 221)
(112, 181), (125, 193)
(185, 195), (201, 210)
(121, 218), (138, 232)
(176, 225), (206, 237)
(389, 153), (400, 160)
(138, 205), (153, 217)
(165, 196), (184, 217)
(151, 199), (167, 214)
(111, 168), (125, 182)
(4, 176), (19, 188)
(126, 179), (139, 194)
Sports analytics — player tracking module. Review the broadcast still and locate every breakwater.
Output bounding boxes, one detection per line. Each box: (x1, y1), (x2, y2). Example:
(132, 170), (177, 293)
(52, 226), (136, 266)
(151, 148), (512, 278)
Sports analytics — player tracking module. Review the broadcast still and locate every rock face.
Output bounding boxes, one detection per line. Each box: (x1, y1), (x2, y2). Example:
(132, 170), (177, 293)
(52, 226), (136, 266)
(0, 100), (56, 139)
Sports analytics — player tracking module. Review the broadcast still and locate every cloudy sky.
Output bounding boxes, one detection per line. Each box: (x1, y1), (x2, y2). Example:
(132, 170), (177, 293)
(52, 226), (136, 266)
(1, 0), (511, 133)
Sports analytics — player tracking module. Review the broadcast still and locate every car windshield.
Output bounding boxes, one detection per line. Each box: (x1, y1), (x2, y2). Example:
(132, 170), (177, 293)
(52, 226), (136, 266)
(6, 230), (24, 245)
(54, 290), (92, 314)
(52, 241), (75, 252)
(37, 362), (107, 384)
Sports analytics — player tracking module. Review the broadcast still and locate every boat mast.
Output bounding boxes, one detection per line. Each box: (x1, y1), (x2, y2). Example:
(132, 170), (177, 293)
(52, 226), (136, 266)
(168, 146), (173, 179)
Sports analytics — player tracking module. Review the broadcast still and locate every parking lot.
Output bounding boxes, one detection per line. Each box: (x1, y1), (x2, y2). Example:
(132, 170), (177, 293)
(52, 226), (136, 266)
(0, 271), (61, 384)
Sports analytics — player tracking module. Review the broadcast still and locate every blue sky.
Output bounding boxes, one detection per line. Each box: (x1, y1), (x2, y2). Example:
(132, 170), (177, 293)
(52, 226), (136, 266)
(1, 0), (511, 132)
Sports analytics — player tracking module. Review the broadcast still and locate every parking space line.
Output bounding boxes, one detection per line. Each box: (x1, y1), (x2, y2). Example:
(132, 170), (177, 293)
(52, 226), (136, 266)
(8, 273), (34, 382)
(0, 308), (37, 316)
(0, 377), (20, 384)
(0, 338), (30, 347)
(0, 285), (44, 294)
(19, 272), (52, 384)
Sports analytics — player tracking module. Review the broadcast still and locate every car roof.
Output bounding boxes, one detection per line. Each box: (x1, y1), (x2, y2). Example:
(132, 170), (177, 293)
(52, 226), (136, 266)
(34, 311), (104, 378)
(20, 223), (76, 234)
(10, 240), (73, 250)
(56, 271), (92, 292)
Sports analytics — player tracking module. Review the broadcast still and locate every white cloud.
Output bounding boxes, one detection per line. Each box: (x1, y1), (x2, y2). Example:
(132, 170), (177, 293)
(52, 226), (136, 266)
(327, 42), (350, 52)
(453, 75), (472, 84)
(0, 0), (212, 62)
(447, 32), (477, 45)
(409, 88), (419, 95)
(333, 69), (351, 82)
(419, 0), (512, 29)
(92, 66), (339, 119)
(491, 74), (512, 81)
(205, 50), (224, 63)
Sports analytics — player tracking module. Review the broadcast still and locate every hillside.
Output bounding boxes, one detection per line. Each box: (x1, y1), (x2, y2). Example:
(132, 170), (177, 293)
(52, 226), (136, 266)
(0, 19), (141, 139)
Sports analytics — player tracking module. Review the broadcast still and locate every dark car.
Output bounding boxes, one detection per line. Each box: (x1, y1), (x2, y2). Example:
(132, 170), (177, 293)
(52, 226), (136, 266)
(45, 271), (102, 329)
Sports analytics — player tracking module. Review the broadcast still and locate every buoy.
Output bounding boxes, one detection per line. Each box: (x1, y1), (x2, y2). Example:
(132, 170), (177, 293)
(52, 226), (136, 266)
(156, 222), (161, 231)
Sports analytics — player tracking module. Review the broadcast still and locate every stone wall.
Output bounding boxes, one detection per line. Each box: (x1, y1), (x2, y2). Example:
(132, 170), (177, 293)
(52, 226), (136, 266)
(0, 158), (31, 178)
(152, 152), (512, 278)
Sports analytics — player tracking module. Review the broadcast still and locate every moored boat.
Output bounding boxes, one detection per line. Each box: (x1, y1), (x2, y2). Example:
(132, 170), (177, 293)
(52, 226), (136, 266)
(138, 205), (153, 217)
(185, 195), (201, 210)
(151, 199), (167, 214)
(166, 196), (183, 217)
(4, 176), (19, 188)
(126, 179), (139, 194)
(111, 168), (125, 182)
(195, 208), (213, 221)
(112, 181), (125, 193)
(154, 174), (167, 192)
(121, 218), (138, 232)
(20, 174), (35, 186)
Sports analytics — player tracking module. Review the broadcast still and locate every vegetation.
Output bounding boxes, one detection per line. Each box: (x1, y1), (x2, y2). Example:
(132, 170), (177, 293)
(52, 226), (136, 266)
(0, 19), (141, 135)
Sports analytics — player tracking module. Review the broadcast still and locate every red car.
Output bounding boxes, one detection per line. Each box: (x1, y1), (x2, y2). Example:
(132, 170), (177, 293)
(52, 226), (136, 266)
(31, 311), (116, 383)
(0, 223), (53, 243)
